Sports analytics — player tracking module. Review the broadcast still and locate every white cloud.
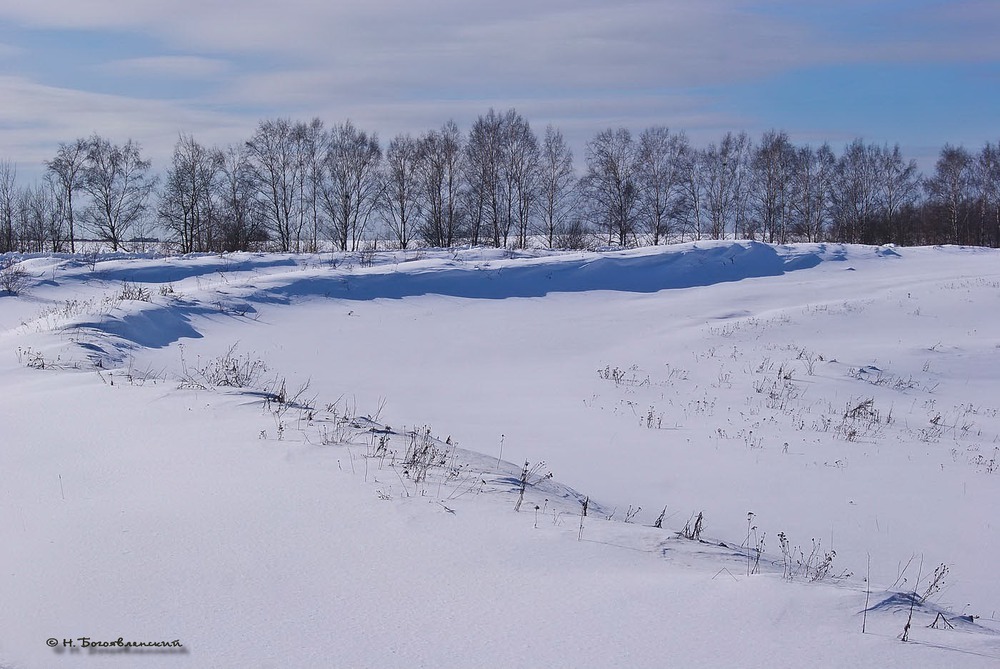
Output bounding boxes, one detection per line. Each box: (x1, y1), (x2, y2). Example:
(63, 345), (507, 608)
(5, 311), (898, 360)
(0, 75), (250, 178)
(0, 0), (996, 178)
(1, 0), (995, 75)
(0, 2), (825, 86)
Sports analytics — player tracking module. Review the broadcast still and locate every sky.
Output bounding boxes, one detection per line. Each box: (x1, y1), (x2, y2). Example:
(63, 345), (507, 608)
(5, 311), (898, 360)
(0, 0), (998, 179)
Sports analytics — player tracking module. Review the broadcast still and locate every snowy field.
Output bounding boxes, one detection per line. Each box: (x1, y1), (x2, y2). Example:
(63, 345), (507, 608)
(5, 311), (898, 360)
(2, 241), (1000, 668)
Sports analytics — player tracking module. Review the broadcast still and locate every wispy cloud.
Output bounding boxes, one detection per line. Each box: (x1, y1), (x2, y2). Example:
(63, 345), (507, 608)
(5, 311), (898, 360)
(0, 41), (21, 58)
(102, 55), (230, 80)
(0, 75), (248, 175)
(0, 0), (996, 175)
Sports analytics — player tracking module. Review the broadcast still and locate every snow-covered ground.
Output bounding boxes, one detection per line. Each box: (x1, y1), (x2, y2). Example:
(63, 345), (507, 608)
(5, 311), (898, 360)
(2, 241), (999, 668)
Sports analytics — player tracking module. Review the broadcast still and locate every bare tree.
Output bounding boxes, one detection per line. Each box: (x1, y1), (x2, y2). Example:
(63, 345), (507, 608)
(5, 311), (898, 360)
(925, 145), (975, 244)
(81, 136), (156, 252)
(699, 132), (750, 241)
(787, 143), (835, 242)
(46, 138), (89, 252)
(501, 110), (540, 249)
(0, 161), (15, 253)
(293, 118), (327, 252)
(218, 144), (268, 251)
(677, 143), (706, 240)
(538, 125), (576, 248)
(13, 185), (36, 252)
(245, 118), (300, 252)
(159, 134), (222, 253)
(438, 121), (465, 248)
(15, 181), (62, 252)
(419, 121), (464, 248)
(465, 109), (505, 247)
(322, 120), (383, 251)
(382, 133), (422, 249)
(973, 141), (1000, 247)
(39, 178), (67, 251)
(878, 144), (921, 244)
(583, 128), (639, 246)
(700, 142), (728, 241)
(728, 134), (754, 240)
(829, 139), (880, 243)
(635, 127), (687, 244)
(463, 108), (540, 248)
(750, 130), (796, 244)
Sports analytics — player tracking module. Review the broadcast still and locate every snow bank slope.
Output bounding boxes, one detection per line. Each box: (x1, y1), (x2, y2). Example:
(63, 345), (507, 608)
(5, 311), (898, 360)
(2, 242), (999, 668)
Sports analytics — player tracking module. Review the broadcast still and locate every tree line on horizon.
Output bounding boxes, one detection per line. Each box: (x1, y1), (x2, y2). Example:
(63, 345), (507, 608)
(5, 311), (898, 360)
(1, 110), (998, 254)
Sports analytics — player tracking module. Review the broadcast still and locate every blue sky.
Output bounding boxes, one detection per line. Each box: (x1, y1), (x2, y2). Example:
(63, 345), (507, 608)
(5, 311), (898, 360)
(0, 0), (997, 178)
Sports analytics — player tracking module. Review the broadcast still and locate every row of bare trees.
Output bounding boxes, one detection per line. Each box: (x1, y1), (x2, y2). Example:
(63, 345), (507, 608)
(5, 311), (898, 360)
(151, 112), (578, 253)
(1, 136), (156, 253)
(581, 128), (999, 248)
(2, 113), (999, 253)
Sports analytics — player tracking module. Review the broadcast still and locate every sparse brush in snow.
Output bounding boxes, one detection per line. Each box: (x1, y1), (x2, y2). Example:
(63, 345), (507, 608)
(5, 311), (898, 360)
(0, 258), (29, 295)
(920, 563), (949, 603)
(514, 460), (552, 512)
(745, 512), (765, 576)
(117, 280), (151, 302)
(187, 343), (268, 389)
(653, 506), (667, 529)
(679, 511), (704, 541)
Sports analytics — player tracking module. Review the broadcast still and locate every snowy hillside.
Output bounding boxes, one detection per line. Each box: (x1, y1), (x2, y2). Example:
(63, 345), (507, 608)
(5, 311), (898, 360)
(2, 241), (1000, 668)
